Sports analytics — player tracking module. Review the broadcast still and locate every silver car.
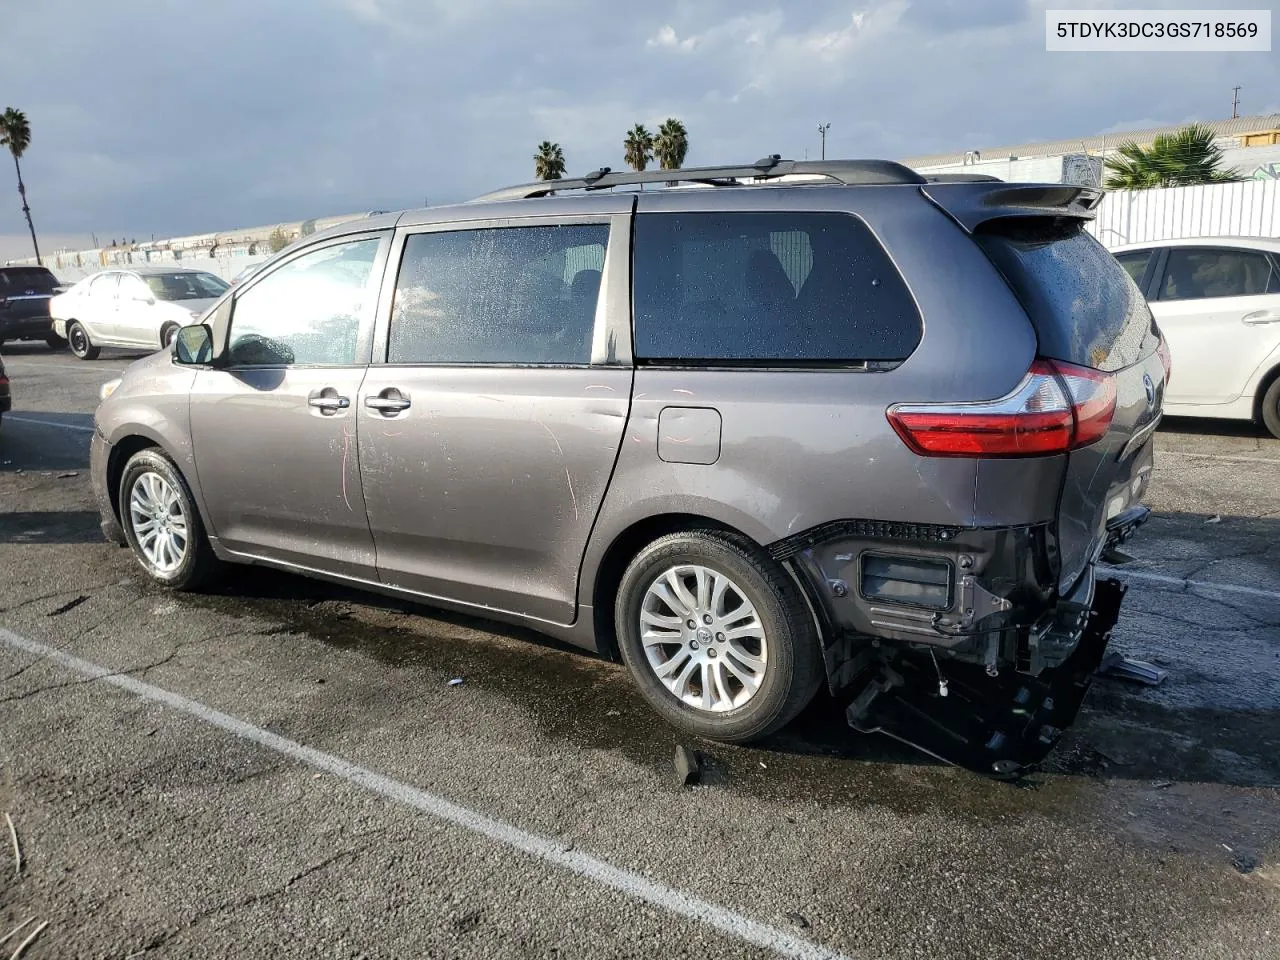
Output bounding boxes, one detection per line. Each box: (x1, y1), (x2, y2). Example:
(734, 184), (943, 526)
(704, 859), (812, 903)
(89, 158), (1166, 774)
(51, 266), (229, 359)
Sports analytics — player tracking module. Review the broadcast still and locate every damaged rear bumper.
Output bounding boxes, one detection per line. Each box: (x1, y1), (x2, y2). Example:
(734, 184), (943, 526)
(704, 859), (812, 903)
(774, 508), (1148, 775)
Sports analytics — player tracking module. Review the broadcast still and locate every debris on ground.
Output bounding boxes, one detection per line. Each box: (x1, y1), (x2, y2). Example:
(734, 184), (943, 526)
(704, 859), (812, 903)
(0, 919), (35, 947)
(447, 677), (465, 687)
(1205, 514), (1222, 524)
(1098, 652), (1168, 686)
(605, 709), (620, 717)
(1150, 780), (1174, 789)
(1231, 854), (1259, 874)
(674, 745), (701, 786)
(57, 471), (78, 479)
(5, 812), (20, 876)
(784, 911), (810, 930)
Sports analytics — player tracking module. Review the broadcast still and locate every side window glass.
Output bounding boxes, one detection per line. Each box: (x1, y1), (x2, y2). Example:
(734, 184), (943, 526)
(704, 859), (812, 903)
(91, 273), (119, 299)
(389, 224), (608, 365)
(1114, 250), (1152, 287)
(118, 275), (151, 302)
(632, 212), (922, 362)
(228, 237), (380, 367)
(1158, 248), (1274, 301)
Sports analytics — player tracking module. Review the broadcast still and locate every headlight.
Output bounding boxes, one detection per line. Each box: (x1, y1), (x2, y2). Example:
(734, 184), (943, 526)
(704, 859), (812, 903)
(99, 378), (122, 401)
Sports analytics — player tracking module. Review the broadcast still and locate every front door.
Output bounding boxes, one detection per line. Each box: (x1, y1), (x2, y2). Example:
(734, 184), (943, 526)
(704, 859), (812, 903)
(189, 232), (390, 578)
(358, 217), (631, 624)
(1151, 245), (1280, 406)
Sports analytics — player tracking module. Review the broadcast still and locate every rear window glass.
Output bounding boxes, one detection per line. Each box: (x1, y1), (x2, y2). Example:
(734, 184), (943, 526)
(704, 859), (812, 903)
(632, 212), (922, 364)
(976, 220), (1159, 372)
(1, 267), (57, 291)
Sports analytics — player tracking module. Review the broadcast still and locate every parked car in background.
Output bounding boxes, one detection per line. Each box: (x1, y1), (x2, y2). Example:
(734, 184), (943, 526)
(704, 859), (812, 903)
(230, 262), (265, 285)
(0, 265), (65, 348)
(1112, 237), (1280, 437)
(50, 266), (230, 360)
(90, 158), (1165, 775)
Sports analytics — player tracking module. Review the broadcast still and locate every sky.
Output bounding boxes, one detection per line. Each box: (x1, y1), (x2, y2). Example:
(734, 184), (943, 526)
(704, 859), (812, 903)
(0, 0), (1276, 261)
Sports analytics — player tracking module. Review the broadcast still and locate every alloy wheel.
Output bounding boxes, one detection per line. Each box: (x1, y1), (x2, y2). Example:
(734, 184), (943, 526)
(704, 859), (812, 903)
(128, 471), (189, 574)
(639, 564), (769, 712)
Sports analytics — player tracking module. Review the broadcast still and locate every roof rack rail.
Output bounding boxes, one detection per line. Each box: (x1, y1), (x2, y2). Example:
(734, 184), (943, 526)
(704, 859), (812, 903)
(471, 156), (927, 202)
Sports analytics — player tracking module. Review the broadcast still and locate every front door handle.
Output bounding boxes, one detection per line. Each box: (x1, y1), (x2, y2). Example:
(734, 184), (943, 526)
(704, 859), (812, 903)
(307, 389), (351, 414)
(1243, 310), (1280, 325)
(365, 389), (411, 415)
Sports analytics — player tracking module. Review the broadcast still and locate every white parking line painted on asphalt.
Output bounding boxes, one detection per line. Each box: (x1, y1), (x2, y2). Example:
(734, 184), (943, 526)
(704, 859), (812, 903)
(1114, 568), (1280, 602)
(0, 626), (854, 960)
(2, 415), (95, 433)
(1157, 451), (1280, 465)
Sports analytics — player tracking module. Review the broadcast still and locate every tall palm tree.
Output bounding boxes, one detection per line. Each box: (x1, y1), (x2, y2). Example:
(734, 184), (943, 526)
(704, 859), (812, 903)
(0, 107), (40, 264)
(1105, 123), (1238, 190)
(623, 124), (654, 173)
(653, 118), (689, 172)
(534, 141), (566, 181)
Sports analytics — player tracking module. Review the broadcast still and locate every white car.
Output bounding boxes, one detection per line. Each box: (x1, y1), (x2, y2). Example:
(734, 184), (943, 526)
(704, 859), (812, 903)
(50, 266), (230, 360)
(1111, 237), (1280, 438)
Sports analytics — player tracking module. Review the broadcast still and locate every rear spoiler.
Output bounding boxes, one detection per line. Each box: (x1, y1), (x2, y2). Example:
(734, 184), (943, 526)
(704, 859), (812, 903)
(920, 182), (1103, 233)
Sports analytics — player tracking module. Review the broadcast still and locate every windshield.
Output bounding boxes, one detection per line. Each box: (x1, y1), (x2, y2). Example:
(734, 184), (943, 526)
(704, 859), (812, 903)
(144, 272), (229, 301)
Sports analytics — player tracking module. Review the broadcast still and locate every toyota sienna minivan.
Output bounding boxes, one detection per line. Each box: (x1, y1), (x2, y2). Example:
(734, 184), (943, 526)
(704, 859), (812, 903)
(90, 158), (1166, 774)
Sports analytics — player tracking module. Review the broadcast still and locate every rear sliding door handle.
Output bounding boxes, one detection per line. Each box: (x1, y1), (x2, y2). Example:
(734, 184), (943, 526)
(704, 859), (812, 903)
(365, 390), (411, 414)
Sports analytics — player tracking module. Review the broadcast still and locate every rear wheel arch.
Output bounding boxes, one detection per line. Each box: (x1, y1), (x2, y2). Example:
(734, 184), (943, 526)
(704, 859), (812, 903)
(1254, 363), (1280, 419)
(589, 513), (756, 662)
(1257, 366), (1280, 438)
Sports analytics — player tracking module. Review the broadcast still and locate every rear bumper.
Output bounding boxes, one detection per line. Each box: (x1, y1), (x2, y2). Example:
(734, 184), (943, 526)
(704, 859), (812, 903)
(90, 429), (126, 545)
(0, 311), (53, 340)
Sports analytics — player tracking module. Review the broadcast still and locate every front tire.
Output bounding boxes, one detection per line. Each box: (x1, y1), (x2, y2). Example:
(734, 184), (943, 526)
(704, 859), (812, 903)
(119, 449), (219, 590)
(1262, 378), (1280, 440)
(160, 323), (179, 349)
(614, 529), (823, 744)
(67, 321), (100, 360)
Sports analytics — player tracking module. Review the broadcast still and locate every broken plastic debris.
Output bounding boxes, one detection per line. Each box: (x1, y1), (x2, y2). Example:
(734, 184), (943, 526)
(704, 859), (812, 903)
(1098, 652), (1168, 686)
(674, 745), (701, 786)
(447, 677), (464, 687)
(58, 472), (78, 479)
(1205, 515), (1221, 524)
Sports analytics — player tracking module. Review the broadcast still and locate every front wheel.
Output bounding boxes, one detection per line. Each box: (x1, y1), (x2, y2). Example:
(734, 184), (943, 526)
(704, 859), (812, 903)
(160, 323), (180, 349)
(1262, 378), (1280, 440)
(614, 529), (823, 744)
(67, 321), (100, 360)
(119, 449), (219, 590)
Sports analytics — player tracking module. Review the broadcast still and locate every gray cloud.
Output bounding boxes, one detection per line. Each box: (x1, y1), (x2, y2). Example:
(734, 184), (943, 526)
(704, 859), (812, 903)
(0, 0), (1274, 259)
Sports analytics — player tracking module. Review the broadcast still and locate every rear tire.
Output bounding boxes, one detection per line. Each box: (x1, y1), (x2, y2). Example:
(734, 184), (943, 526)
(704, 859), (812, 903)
(119, 448), (220, 590)
(614, 529), (823, 744)
(67, 321), (100, 360)
(1262, 378), (1280, 440)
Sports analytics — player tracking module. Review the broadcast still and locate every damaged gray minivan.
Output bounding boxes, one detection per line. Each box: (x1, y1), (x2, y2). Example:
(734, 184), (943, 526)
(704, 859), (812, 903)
(90, 158), (1166, 774)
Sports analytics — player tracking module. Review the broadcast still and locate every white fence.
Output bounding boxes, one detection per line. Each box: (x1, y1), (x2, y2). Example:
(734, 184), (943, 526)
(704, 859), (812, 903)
(1088, 178), (1280, 249)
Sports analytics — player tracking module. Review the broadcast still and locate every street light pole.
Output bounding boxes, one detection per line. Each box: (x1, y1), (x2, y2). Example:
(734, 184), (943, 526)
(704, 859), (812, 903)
(817, 122), (831, 161)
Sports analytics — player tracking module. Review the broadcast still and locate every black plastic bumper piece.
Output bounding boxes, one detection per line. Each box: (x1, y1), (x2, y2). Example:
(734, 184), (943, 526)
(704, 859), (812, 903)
(846, 577), (1126, 777)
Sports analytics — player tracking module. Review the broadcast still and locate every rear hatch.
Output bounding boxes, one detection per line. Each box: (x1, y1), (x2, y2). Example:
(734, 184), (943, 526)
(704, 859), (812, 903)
(0, 266), (59, 317)
(973, 217), (1165, 592)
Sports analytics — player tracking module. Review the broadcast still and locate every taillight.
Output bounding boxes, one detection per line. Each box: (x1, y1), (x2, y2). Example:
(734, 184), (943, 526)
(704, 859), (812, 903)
(887, 359), (1117, 458)
(1156, 339), (1172, 386)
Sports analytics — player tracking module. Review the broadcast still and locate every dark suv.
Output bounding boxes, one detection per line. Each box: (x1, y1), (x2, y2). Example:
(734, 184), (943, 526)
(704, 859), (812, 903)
(0, 265), (63, 347)
(89, 158), (1166, 774)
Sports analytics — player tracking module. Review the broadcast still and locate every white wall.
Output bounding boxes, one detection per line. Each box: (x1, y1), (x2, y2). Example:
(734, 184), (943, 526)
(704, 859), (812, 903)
(1088, 178), (1280, 249)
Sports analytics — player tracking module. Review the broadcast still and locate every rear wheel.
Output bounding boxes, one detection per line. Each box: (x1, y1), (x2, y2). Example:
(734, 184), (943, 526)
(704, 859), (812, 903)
(67, 321), (100, 360)
(119, 448), (219, 590)
(614, 529), (823, 744)
(1262, 378), (1280, 440)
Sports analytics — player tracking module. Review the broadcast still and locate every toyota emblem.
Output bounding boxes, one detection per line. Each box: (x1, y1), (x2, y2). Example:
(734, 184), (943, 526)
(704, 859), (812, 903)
(1143, 373), (1156, 409)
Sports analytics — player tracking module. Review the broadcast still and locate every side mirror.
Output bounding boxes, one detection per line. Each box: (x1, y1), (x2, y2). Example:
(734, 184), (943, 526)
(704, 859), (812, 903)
(174, 323), (214, 365)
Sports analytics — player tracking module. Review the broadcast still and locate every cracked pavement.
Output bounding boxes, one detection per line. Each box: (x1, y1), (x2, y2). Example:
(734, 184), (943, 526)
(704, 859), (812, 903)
(1, 344), (1278, 959)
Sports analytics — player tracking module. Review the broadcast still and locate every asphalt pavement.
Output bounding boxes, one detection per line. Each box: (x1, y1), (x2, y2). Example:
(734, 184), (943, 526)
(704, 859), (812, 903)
(1, 342), (1278, 959)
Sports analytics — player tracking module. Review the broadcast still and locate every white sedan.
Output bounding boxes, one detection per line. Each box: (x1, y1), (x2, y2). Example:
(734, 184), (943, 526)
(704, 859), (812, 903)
(50, 266), (229, 360)
(1111, 236), (1280, 437)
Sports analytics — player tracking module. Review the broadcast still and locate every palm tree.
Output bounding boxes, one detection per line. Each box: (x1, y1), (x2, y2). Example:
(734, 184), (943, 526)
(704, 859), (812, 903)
(653, 118), (689, 172)
(0, 107), (40, 264)
(534, 141), (566, 181)
(623, 124), (654, 173)
(1104, 123), (1239, 190)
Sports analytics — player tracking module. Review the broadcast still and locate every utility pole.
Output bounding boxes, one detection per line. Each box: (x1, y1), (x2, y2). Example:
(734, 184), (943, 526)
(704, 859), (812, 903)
(817, 122), (831, 161)
(1232, 85), (1242, 119)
